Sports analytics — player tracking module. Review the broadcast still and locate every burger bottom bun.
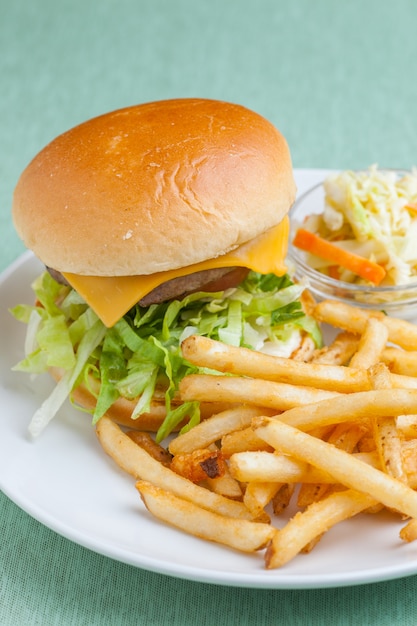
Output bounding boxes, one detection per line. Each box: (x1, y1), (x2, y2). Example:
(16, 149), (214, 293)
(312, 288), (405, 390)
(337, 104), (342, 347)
(48, 368), (235, 432)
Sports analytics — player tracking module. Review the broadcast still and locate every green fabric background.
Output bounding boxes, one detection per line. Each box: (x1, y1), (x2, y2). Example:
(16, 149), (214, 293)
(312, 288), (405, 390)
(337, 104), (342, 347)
(2, 0), (417, 623)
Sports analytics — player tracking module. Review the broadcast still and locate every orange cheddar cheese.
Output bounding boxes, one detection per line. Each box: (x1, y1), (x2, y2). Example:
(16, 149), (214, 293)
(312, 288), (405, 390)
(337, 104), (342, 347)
(63, 217), (289, 327)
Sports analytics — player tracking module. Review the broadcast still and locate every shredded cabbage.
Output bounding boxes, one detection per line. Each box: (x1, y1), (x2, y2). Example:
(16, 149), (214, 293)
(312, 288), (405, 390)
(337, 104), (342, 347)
(10, 270), (321, 440)
(302, 166), (417, 286)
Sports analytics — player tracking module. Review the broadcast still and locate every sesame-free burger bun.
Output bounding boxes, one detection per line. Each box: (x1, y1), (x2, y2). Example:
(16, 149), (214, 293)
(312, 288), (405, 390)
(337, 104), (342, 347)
(12, 98), (296, 277)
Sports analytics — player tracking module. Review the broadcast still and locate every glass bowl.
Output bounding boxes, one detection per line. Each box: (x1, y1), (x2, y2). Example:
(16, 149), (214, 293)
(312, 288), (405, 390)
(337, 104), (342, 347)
(287, 177), (417, 320)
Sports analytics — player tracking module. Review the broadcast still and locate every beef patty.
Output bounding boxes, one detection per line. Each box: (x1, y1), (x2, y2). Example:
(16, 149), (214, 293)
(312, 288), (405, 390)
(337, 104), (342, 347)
(46, 266), (249, 307)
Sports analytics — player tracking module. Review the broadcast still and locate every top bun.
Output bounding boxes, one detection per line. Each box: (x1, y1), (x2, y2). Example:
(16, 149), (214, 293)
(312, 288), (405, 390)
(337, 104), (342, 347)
(12, 98), (296, 276)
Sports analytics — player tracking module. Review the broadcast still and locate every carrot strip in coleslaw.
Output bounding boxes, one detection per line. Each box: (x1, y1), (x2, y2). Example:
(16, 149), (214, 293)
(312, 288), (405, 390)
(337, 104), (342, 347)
(293, 228), (386, 285)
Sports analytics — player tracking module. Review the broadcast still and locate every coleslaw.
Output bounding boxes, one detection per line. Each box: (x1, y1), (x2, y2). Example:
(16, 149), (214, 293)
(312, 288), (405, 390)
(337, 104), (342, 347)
(295, 166), (417, 287)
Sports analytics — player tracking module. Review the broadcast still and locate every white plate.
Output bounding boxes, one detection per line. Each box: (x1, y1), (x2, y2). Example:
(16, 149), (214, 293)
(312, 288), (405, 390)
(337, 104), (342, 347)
(3, 170), (417, 589)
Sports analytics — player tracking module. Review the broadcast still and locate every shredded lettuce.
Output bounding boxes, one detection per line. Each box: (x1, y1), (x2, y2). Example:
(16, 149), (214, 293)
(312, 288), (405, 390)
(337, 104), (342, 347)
(10, 270), (321, 440)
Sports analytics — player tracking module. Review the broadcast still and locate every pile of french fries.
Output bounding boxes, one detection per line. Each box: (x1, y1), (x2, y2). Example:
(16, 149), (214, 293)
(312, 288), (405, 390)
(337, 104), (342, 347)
(96, 298), (417, 569)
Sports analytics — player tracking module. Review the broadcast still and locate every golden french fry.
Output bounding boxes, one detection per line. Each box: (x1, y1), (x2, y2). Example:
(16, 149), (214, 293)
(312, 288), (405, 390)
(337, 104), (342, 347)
(253, 416), (417, 519)
(382, 347), (417, 377)
(367, 363), (407, 484)
(230, 448), (380, 484)
(220, 427), (274, 457)
(272, 483), (295, 516)
(314, 300), (417, 351)
(349, 318), (389, 369)
(181, 335), (370, 393)
(382, 316), (417, 352)
(290, 335), (316, 362)
(126, 431), (172, 466)
(390, 374), (417, 389)
(397, 415), (417, 439)
(313, 300), (383, 333)
(269, 389), (417, 431)
(300, 288), (317, 316)
(357, 434), (376, 453)
(170, 448), (226, 483)
(368, 362), (392, 391)
(301, 533), (325, 554)
(311, 331), (359, 365)
(297, 483), (332, 509)
(205, 470), (243, 501)
(96, 416), (254, 520)
(265, 489), (376, 569)
(297, 423), (367, 507)
(136, 480), (274, 552)
(168, 406), (266, 455)
(230, 450), (335, 484)
(373, 416), (407, 483)
(243, 482), (281, 518)
(400, 518), (417, 542)
(401, 440), (417, 488)
(179, 374), (340, 410)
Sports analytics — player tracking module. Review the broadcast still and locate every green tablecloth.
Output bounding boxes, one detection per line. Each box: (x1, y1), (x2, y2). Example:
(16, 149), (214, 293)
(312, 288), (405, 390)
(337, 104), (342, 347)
(2, 1), (417, 623)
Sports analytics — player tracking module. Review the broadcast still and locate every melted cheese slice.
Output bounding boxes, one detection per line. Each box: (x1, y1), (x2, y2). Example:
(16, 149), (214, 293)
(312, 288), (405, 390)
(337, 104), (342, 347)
(63, 217), (289, 327)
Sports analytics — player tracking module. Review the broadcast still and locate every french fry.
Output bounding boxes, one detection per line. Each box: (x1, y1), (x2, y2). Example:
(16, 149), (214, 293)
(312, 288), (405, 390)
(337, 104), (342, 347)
(297, 423), (367, 508)
(314, 300), (417, 351)
(367, 362), (392, 391)
(297, 484), (332, 509)
(179, 374), (340, 411)
(205, 470), (243, 500)
(311, 331), (359, 365)
(253, 416), (417, 519)
(313, 300), (384, 334)
(221, 427), (274, 457)
(367, 363), (407, 484)
(229, 448), (380, 483)
(168, 406), (266, 455)
(327, 422), (370, 449)
(382, 347), (417, 377)
(390, 374), (417, 389)
(300, 288), (317, 316)
(242, 481), (295, 519)
(272, 483), (295, 516)
(400, 518), (417, 542)
(126, 431), (172, 466)
(290, 335), (316, 362)
(243, 482), (282, 519)
(269, 389), (417, 432)
(402, 440), (417, 487)
(96, 416), (254, 520)
(230, 450), (335, 484)
(349, 318), (389, 369)
(181, 335), (370, 393)
(265, 490), (376, 569)
(357, 434), (377, 453)
(397, 415), (417, 439)
(374, 417), (407, 483)
(301, 533), (325, 554)
(136, 481), (274, 552)
(170, 448), (226, 483)
(382, 316), (417, 352)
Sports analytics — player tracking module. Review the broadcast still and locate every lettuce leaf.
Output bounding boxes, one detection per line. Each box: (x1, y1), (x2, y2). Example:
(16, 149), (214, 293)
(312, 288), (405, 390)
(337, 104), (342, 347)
(10, 270), (321, 440)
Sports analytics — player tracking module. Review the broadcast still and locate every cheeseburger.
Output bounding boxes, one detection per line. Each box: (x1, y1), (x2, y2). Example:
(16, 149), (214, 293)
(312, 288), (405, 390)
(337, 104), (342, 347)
(11, 98), (320, 439)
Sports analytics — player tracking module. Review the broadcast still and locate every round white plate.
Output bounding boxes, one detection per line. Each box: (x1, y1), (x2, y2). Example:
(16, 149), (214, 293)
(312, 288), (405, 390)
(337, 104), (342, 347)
(3, 253), (417, 589)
